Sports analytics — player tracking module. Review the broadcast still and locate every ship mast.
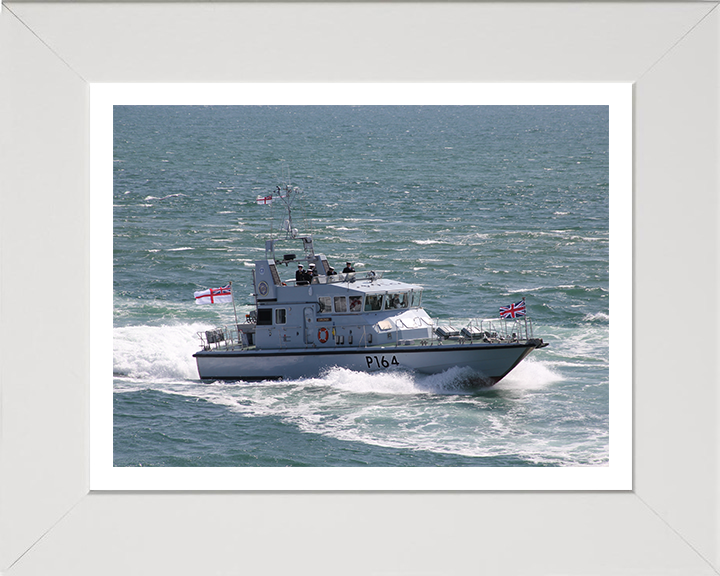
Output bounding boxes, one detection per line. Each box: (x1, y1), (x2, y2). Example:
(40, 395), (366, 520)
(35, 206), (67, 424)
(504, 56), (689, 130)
(261, 182), (314, 262)
(276, 183), (301, 240)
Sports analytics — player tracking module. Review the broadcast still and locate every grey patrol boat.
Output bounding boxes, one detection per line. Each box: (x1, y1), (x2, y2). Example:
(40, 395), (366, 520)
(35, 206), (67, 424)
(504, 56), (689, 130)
(193, 184), (547, 386)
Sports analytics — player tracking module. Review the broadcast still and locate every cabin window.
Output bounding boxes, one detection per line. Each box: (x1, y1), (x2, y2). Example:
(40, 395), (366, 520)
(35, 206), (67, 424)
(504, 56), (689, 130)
(411, 291), (422, 308)
(275, 308), (287, 324)
(385, 293), (409, 310)
(257, 308), (272, 326)
(349, 296), (363, 312)
(364, 294), (383, 312)
(318, 296), (332, 314)
(334, 296), (347, 313)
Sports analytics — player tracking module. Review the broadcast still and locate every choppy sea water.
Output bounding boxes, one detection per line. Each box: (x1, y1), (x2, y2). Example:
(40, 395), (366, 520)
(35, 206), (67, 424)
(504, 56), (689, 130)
(113, 105), (609, 467)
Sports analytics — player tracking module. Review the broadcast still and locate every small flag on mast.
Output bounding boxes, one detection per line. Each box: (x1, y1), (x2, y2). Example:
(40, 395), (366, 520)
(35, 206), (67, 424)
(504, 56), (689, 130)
(194, 284), (233, 305)
(256, 195), (273, 205)
(499, 299), (526, 319)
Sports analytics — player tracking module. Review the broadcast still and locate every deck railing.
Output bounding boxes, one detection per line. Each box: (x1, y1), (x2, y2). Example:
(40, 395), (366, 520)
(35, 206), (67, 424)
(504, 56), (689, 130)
(283, 270), (383, 286)
(198, 325), (249, 351)
(199, 317), (539, 353)
(434, 317), (536, 344)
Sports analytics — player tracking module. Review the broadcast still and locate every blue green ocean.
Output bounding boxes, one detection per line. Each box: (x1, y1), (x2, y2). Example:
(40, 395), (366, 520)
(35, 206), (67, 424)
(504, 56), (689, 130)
(113, 105), (609, 467)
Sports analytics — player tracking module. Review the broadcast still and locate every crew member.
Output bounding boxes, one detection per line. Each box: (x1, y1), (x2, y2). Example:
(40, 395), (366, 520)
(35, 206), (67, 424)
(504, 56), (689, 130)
(296, 264), (309, 285)
(342, 261), (355, 273)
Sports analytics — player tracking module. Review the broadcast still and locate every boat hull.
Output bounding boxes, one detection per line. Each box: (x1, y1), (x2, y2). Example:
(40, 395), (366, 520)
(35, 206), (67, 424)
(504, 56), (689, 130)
(193, 342), (538, 387)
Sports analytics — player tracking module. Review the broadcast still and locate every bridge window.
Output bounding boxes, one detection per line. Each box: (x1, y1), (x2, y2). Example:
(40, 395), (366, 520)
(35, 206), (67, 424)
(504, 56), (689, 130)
(411, 291), (422, 308)
(275, 308), (286, 324)
(365, 294), (383, 312)
(386, 292), (409, 309)
(334, 296), (347, 313)
(349, 296), (363, 312)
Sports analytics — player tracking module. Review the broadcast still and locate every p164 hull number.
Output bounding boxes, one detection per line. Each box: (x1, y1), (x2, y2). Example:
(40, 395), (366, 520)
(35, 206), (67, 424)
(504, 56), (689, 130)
(365, 355), (400, 369)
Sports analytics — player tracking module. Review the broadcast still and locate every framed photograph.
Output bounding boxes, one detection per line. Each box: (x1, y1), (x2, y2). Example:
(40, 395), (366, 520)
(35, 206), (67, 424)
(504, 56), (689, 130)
(91, 83), (631, 492)
(2, 2), (718, 574)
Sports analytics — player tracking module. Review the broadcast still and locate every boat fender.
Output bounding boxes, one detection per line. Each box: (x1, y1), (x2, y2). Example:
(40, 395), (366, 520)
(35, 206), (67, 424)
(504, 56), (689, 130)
(318, 327), (329, 343)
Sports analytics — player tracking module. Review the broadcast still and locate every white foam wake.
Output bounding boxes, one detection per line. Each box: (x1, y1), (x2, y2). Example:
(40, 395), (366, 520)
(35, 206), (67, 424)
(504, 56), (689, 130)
(495, 358), (564, 389)
(113, 323), (211, 381)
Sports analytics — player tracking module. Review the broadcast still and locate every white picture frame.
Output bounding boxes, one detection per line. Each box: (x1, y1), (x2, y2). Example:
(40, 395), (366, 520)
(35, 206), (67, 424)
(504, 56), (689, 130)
(1, 2), (718, 574)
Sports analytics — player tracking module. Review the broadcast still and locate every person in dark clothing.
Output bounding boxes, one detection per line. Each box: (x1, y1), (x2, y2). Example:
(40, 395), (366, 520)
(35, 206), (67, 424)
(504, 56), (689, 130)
(308, 263), (319, 283)
(296, 264), (309, 285)
(342, 262), (355, 273)
(327, 267), (337, 276)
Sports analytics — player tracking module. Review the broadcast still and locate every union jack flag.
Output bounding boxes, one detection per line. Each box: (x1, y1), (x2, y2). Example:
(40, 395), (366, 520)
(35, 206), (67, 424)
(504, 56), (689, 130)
(500, 299), (526, 319)
(194, 283), (233, 305)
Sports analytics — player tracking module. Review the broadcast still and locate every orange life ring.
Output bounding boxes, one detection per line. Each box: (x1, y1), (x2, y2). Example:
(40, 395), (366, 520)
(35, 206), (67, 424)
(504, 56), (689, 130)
(318, 327), (329, 343)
